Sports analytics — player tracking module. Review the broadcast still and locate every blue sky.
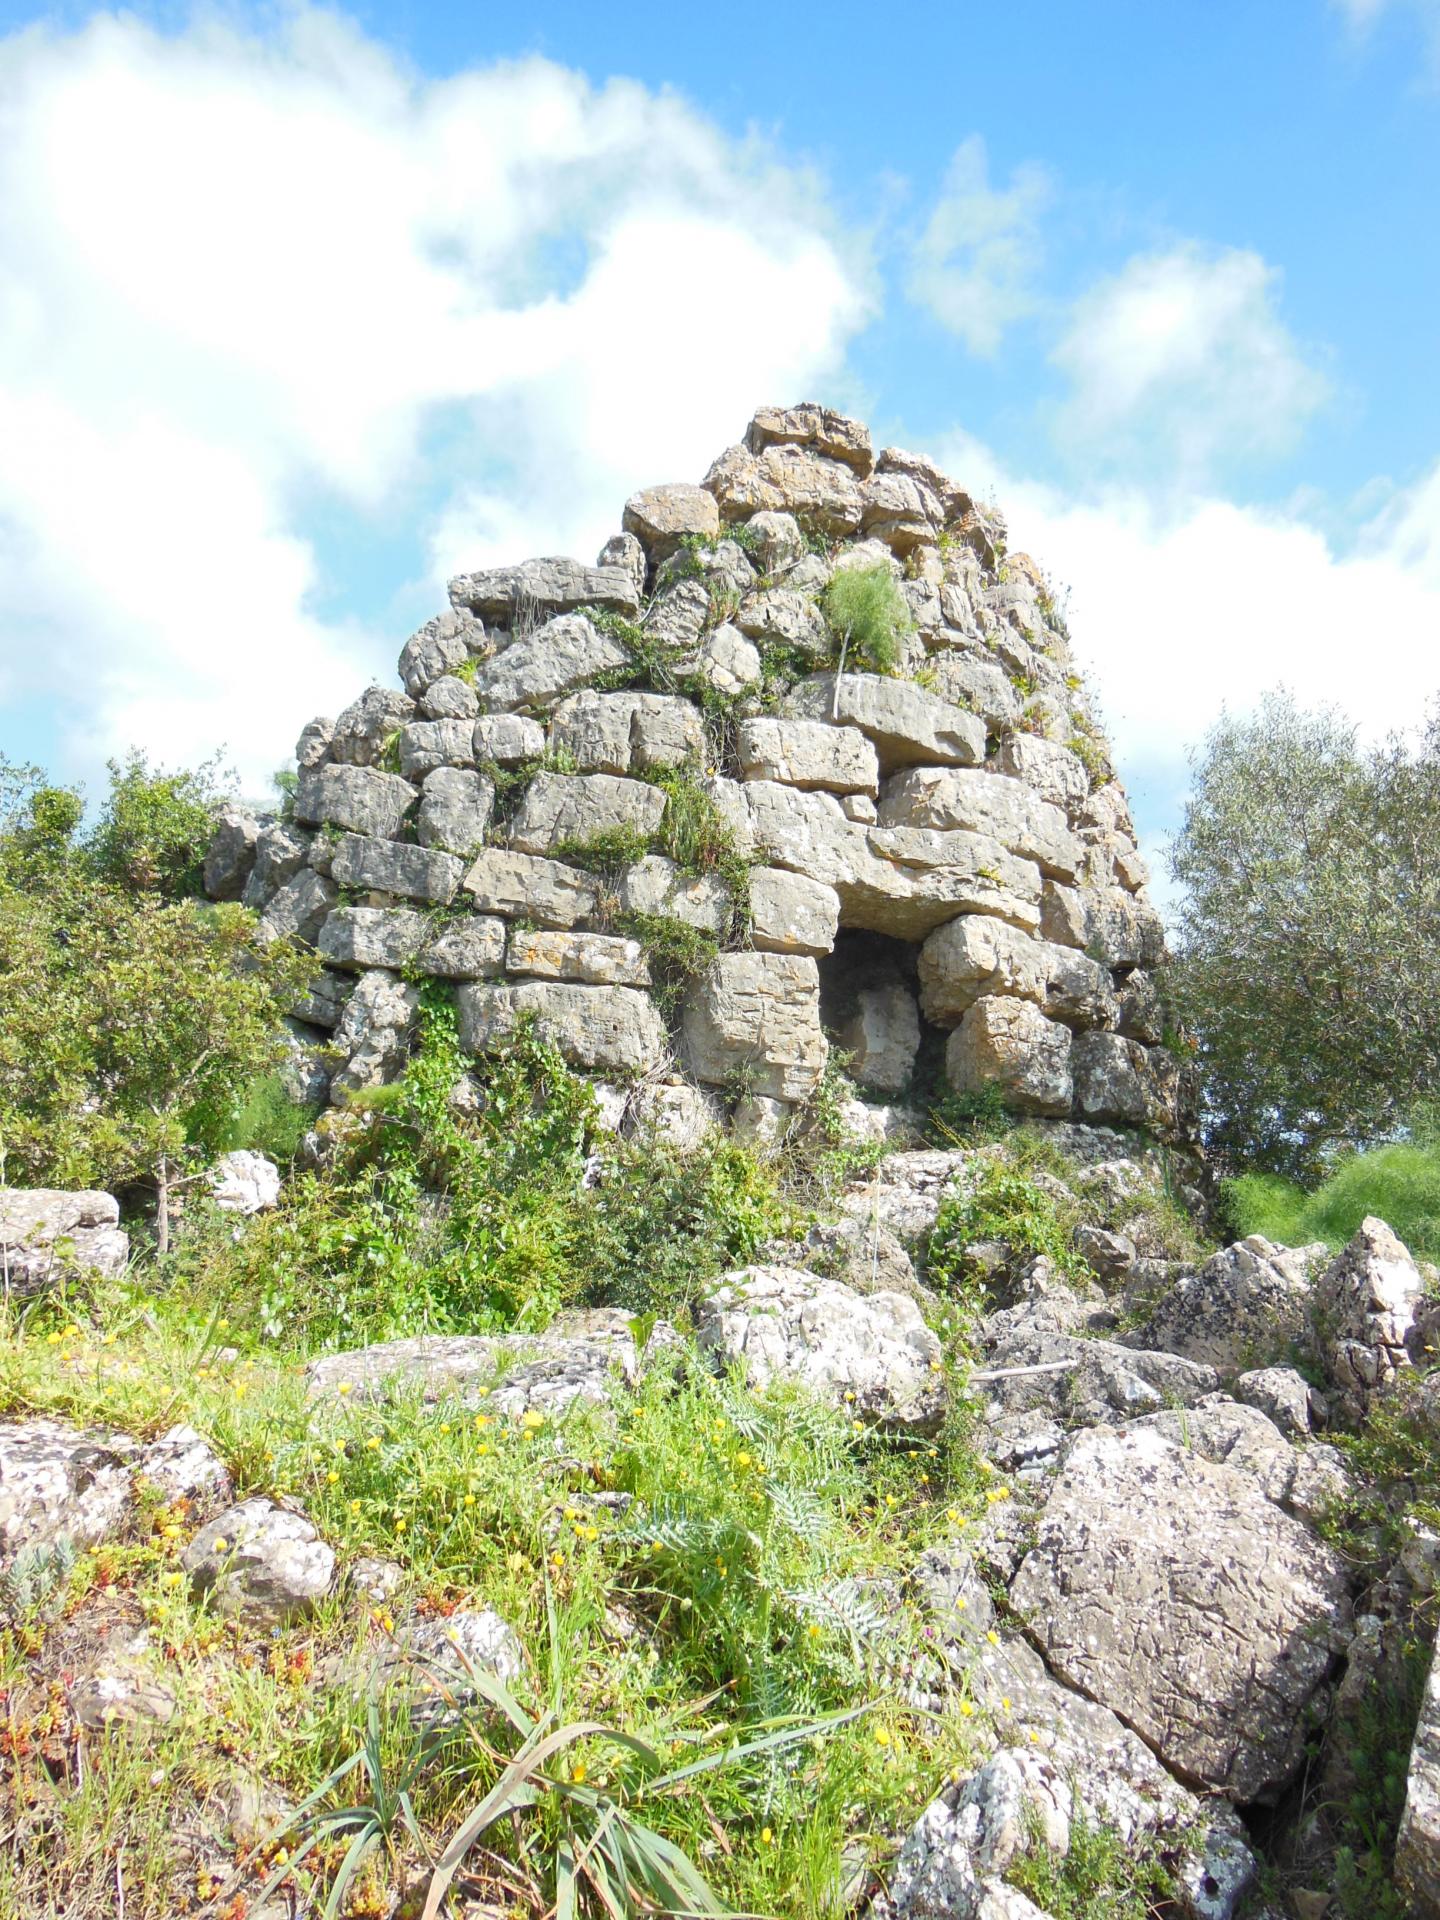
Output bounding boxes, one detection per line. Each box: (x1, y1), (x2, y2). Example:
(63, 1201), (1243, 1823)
(0, 0), (1437, 885)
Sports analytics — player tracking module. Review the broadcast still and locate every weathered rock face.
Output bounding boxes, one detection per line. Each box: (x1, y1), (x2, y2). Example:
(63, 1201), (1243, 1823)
(1010, 1424), (1353, 1802)
(693, 1264), (945, 1431)
(1398, 1639), (1440, 1917)
(1315, 1216), (1426, 1417)
(0, 1189), (129, 1293)
(208, 403), (1184, 1143)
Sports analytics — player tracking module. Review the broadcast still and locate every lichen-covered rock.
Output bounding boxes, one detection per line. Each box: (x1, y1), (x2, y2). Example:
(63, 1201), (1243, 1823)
(1010, 1424), (1353, 1802)
(204, 803), (261, 901)
(293, 763), (418, 838)
(622, 481), (720, 557)
(397, 716), (476, 779)
(1071, 1029), (1181, 1130)
(1233, 1366), (1317, 1439)
(747, 867), (840, 956)
(1314, 1216), (1426, 1415)
(550, 690), (703, 774)
(626, 1080), (719, 1152)
(462, 847), (600, 928)
(330, 686), (415, 766)
(183, 1498), (335, 1625)
(457, 981), (667, 1075)
(694, 1265), (944, 1431)
(683, 952), (827, 1101)
(243, 820), (312, 909)
(617, 855), (732, 934)
(995, 734), (1091, 811)
(1131, 1399), (1350, 1524)
(946, 996), (1073, 1114)
(256, 868), (337, 945)
(329, 969), (420, 1100)
(0, 1189), (128, 1293)
(1137, 1237), (1319, 1375)
(308, 1310), (665, 1416)
(505, 928), (650, 987)
(745, 403), (874, 474)
(0, 1419), (134, 1564)
(696, 622), (762, 696)
(472, 712), (545, 765)
(398, 608), (478, 696)
(704, 441), (865, 534)
(788, 672), (986, 771)
(879, 767), (1079, 879)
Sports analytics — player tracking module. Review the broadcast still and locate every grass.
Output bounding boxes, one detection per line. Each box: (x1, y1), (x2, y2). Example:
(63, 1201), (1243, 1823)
(1225, 1138), (1440, 1259)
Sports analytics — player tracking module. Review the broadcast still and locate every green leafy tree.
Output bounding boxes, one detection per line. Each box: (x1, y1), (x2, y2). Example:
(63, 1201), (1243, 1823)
(0, 883), (315, 1246)
(1167, 691), (1440, 1177)
(86, 748), (229, 898)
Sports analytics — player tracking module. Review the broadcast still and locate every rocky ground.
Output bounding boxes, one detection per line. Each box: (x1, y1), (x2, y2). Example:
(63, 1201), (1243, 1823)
(4, 1122), (1440, 1919)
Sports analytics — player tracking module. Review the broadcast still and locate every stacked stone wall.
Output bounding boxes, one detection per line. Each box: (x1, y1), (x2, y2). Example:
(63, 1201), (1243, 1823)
(207, 403), (1190, 1145)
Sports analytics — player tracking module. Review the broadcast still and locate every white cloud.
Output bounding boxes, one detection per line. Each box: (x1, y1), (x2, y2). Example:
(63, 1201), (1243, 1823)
(1051, 244), (1328, 481)
(931, 425), (1440, 866)
(0, 8), (871, 794)
(906, 135), (1050, 356)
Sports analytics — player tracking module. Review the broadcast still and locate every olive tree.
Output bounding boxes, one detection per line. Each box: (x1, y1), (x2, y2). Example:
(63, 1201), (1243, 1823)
(1167, 692), (1440, 1177)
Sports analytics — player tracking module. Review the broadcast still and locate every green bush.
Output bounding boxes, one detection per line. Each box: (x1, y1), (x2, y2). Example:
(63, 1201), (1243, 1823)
(219, 1070), (322, 1166)
(87, 749), (230, 898)
(1225, 1141), (1440, 1260)
(822, 565), (913, 674)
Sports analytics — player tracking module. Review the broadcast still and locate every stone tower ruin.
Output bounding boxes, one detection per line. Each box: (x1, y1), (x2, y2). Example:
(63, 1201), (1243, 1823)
(206, 403), (1189, 1146)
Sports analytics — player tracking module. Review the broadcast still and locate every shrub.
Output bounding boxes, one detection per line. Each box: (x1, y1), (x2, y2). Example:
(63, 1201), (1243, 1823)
(87, 749), (231, 898)
(1224, 1140), (1440, 1261)
(821, 565), (913, 674)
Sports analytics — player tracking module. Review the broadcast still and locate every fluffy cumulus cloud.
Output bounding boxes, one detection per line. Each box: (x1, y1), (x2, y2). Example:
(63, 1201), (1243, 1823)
(906, 135), (1051, 356)
(0, 8), (870, 793)
(933, 425), (1440, 886)
(1050, 244), (1329, 483)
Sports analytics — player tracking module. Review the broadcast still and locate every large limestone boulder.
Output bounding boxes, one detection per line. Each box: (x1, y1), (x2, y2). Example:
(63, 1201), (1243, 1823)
(0, 1189), (128, 1293)
(1010, 1424), (1353, 1802)
(1137, 1236), (1321, 1375)
(398, 607), (476, 695)
(735, 716), (878, 794)
(683, 952), (828, 1102)
(622, 481), (720, 557)
(416, 766), (495, 856)
(330, 833), (464, 906)
(505, 928), (650, 987)
(1314, 1216), (1426, 1416)
(787, 673), (986, 771)
(878, 767), (1079, 879)
(462, 848), (600, 928)
(203, 803), (260, 901)
(1071, 1030), (1181, 1130)
(946, 996), (1073, 1114)
(550, 690), (703, 774)
(746, 403), (874, 473)
(0, 1420), (135, 1565)
(1397, 1639), (1440, 1917)
(746, 867), (839, 956)
(456, 982), (667, 1075)
(507, 771), (667, 857)
(293, 763), (417, 838)
(329, 969), (421, 1100)
(694, 1265), (944, 1431)
(330, 686), (415, 767)
(307, 1310), (664, 1417)
(472, 614), (630, 713)
(448, 557), (641, 623)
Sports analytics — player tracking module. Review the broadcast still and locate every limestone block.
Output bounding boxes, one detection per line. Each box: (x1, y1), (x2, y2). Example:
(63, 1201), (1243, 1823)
(330, 968), (420, 1099)
(1071, 1032), (1179, 1129)
(626, 1081), (719, 1153)
(735, 717), (878, 794)
(505, 928), (651, 987)
(448, 557), (641, 622)
(295, 716), (334, 770)
(1084, 889), (1166, 969)
(472, 713), (545, 765)
(0, 1191), (128, 1295)
(550, 691), (702, 775)
(693, 1266), (945, 1431)
(472, 614), (630, 714)
(398, 608), (479, 696)
(243, 821), (311, 909)
(1397, 1640), (1440, 1917)
(508, 772), (667, 858)
(996, 733), (1091, 811)
(860, 468), (942, 551)
(787, 672), (986, 771)
(836, 983), (921, 1096)
(945, 995), (1073, 1115)
(878, 767), (1079, 879)
(1010, 1425), (1352, 1802)
(746, 867), (840, 956)
(456, 982), (667, 1075)
(622, 482), (720, 557)
(1040, 880), (1087, 949)
(417, 766), (495, 857)
(683, 952), (827, 1102)
(419, 916), (506, 980)
(1315, 1218), (1426, 1414)
(257, 870), (337, 945)
(330, 687), (415, 766)
(926, 650), (1022, 726)
(0, 1419), (135, 1564)
(319, 906), (427, 971)
(204, 804), (260, 901)
(462, 848), (600, 928)
(330, 834), (464, 906)
(919, 915), (1049, 1025)
(397, 718), (476, 779)
(419, 674), (479, 721)
(745, 404), (874, 474)
(616, 855), (732, 935)
(734, 588), (830, 657)
(294, 764), (418, 839)
(703, 442), (864, 535)
(696, 623), (762, 696)
(596, 531), (647, 596)
(745, 510), (804, 571)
